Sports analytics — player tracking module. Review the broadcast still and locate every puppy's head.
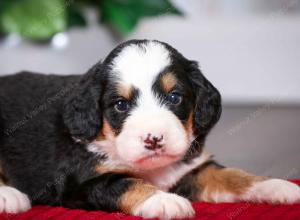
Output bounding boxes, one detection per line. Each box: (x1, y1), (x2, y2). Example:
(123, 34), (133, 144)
(64, 40), (221, 171)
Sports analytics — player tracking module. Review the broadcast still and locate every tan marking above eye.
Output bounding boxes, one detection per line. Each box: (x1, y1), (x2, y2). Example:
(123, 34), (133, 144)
(160, 72), (177, 93)
(117, 83), (134, 100)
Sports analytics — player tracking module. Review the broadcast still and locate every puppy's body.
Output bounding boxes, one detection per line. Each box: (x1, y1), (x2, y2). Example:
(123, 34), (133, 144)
(0, 40), (299, 219)
(0, 73), (98, 203)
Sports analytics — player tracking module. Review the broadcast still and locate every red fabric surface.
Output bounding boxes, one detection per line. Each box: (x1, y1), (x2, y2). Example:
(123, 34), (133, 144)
(1, 180), (300, 220)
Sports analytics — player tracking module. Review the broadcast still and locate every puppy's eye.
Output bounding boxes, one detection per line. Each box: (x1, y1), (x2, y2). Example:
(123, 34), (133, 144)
(114, 100), (130, 112)
(167, 92), (182, 105)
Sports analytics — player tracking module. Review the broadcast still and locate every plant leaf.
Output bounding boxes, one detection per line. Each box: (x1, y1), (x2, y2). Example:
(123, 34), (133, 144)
(99, 0), (182, 35)
(67, 4), (87, 28)
(0, 0), (67, 40)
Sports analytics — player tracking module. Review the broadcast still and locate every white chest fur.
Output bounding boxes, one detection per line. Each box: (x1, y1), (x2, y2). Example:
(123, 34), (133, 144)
(137, 151), (211, 191)
(88, 141), (211, 191)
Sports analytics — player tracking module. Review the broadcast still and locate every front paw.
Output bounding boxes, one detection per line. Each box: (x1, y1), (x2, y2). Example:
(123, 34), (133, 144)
(243, 179), (300, 204)
(133, 191), (195, 220)
(0, 186), (31, 213)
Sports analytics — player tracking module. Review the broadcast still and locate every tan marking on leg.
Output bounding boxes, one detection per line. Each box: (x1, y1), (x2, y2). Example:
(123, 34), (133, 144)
(0, 175), (4, 186)
(117, 83), (134, 100)
(95, 165), (111, 174)
(197, 165), (266, 202)
(160, 72), (177, 93)
(0, 165), (8, 186)
(119, 179), (157, 214)
(95, 165), (133, 176)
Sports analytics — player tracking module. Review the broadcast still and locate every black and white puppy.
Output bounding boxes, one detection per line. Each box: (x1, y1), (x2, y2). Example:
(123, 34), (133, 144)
(0, 39), (299, 219)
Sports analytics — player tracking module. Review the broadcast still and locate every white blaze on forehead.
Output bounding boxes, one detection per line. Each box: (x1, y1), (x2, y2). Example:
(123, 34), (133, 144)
(108, 41), (189, 170)
(112, 41), (171, 101)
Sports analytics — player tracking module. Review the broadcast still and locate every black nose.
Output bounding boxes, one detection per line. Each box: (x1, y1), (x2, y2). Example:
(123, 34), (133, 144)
(144, 133), (163, 151)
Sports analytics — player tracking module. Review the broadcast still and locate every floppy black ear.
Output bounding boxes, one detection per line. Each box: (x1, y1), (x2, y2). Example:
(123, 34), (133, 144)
(63, 63), (104, 142)
(188, 61), (222, 138)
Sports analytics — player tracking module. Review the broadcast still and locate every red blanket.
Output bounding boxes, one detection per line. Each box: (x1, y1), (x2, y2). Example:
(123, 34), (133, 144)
(1, 180), (300, 220)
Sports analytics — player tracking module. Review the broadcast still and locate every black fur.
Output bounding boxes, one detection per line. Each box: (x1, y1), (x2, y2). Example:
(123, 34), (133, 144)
(188, 61), (222, 137)
(62, 173), (133, 211)
(63, 62), (105, 142)
(0, 39), (222, 212)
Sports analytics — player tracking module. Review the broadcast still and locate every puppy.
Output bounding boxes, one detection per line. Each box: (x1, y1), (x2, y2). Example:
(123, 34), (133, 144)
(0, 39), (299, 219)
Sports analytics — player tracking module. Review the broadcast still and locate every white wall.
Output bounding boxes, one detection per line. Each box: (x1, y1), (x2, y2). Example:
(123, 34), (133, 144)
(1, 1), (300, 104)
(131, 15), (300, 104)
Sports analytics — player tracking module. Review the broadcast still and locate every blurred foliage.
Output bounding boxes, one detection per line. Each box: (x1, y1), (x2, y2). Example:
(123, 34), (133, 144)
(0, 0), (181, 41)
(0, 0), (67, 40)
(99, 0), (181, 35)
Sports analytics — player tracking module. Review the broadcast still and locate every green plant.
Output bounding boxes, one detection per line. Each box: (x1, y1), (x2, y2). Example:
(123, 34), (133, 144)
(0, 0), (181, 41)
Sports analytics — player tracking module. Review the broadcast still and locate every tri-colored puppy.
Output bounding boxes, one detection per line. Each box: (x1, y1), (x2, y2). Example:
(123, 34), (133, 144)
(0, 40), (299, 219)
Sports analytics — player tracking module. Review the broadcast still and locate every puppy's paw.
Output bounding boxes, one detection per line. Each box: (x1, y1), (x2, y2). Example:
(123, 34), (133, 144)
(243, 179), (300, 204)
(0, 186), (31, 213)
(133, 191), (195, 220)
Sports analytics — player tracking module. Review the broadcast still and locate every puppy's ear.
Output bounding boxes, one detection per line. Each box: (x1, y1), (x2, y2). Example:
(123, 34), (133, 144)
(187, 61), (222, 138)
(63, 63), (104, 142)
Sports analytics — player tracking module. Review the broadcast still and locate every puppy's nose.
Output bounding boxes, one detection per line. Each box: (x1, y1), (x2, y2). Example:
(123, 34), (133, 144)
(144, 133), (164, 151)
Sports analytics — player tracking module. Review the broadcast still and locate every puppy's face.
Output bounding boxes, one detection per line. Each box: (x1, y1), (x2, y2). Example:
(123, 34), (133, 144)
(64, 40), (221, 171)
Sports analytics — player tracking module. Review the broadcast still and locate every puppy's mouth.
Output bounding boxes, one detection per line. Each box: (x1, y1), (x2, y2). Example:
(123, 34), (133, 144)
(134, 153), (181, 169)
